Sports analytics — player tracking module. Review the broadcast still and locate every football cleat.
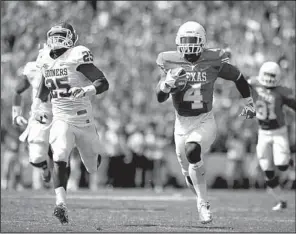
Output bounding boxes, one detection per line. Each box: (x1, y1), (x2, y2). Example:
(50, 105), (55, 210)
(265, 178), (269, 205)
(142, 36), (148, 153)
(272, 201), (287, 211)
(197, 200), (213, 224)
(53, 203), (69, 224)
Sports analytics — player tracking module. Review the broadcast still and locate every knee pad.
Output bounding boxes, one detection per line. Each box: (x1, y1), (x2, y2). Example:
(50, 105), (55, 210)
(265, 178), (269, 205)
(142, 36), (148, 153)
(185, 142), (201, 164)
(277, 165), (289, 171)
(264, 170), (279, 188)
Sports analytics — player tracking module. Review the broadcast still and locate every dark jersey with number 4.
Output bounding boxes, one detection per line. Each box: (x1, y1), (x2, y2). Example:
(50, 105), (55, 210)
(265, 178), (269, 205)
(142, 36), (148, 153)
(156, 48), (239, 117)
(248, 77), (294, 130)
(36, 45), (96, 126)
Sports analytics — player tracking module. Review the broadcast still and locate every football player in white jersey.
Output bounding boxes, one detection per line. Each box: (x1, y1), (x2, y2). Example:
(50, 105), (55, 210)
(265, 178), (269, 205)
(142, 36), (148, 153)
(12, 53), (54, 187)
(32, 22), (109, 224)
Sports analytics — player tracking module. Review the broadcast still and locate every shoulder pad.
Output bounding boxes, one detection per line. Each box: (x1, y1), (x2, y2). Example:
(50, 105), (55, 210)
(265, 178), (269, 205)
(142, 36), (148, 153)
(203, 48), (230, 64)
(35, 47), (50, 69)
(69, 45), (94, 64)
(23, 61), (37, 76)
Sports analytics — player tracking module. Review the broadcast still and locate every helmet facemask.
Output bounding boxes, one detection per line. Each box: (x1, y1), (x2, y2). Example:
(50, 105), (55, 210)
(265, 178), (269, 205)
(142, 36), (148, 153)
(258, 72), (280, 88)
(176, 34), (206, 57)
(47, 27), (78, 50)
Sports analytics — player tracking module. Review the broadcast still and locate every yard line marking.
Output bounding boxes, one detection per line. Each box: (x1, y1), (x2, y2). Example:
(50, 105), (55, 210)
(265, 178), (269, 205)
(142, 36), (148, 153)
(25, 194), (198, 201)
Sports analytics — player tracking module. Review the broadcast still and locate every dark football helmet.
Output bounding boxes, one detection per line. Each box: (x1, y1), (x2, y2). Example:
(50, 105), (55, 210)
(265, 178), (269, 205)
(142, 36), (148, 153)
(47, 22), (78, 50)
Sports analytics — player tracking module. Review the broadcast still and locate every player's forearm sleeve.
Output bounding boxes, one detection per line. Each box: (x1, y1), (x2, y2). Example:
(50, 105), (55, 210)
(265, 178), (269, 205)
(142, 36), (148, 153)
(283, 97), (296, 111)
(234, 74), (251, 98)
(77, 63), (109, 94)
(218, 63), (251, 98)
(12, 76), (31, 106)
(156, 82), (170, 103)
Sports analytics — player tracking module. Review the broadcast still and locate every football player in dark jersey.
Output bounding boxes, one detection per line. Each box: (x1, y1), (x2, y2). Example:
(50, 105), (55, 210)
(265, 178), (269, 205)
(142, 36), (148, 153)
(248, 61), (296, 211)
(156, 21), (256, 224)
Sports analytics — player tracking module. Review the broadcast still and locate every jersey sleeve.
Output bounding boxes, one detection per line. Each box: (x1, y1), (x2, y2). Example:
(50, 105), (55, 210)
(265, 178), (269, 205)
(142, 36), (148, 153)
(218, 62), (241, 81)
(278, 86), (294, 99)
(219, 49), (230, 64)
(72, 45), (94, 65)
(22, 62), (35, 76)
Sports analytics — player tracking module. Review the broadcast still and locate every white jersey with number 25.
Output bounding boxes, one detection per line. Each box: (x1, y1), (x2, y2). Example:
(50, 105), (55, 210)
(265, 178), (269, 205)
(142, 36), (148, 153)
(37, 45), (96, 126)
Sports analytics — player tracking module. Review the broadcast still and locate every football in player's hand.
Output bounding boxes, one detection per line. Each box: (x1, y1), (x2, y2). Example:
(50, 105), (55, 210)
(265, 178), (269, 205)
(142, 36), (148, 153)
(170, 67), (188, 92)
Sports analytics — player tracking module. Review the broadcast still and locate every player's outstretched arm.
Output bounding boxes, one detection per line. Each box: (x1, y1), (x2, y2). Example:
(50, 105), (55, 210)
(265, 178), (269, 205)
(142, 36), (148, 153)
(76, 63), (109, 96)
(283, 96), (296, 111)
(156, 76), (170, 103)
(12, 75), (31, 126)
(218, 63), (256, 119)
(69, 63), (109, 99)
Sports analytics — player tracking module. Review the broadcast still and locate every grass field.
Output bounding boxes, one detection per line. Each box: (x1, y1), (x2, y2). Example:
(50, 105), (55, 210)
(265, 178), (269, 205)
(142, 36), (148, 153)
(1, 188), (295, 233)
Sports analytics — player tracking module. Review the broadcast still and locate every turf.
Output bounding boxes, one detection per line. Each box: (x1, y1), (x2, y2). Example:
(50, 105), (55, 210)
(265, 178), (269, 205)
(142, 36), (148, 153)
(1, 188), (295, 233)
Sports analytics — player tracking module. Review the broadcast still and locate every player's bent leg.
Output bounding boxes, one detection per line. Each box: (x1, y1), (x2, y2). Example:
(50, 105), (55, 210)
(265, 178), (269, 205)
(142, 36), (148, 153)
(75, 124), (103, 174)
(28, 121), (51, 183)
(174, 134), (193, 193)
(185, 116), (216, 224)
(50, 120), (74, 224)
(29, 143), (51, 183)
(264, 170), (287, 211)
(186, 142), (212, 224)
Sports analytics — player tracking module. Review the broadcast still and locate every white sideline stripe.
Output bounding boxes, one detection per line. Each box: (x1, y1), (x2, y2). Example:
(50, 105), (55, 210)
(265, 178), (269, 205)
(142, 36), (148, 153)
(28, 194), (197, 201)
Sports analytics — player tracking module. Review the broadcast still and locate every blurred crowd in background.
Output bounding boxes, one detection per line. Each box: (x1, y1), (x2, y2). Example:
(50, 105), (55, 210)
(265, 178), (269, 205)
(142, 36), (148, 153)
(1, 1), (295, 191)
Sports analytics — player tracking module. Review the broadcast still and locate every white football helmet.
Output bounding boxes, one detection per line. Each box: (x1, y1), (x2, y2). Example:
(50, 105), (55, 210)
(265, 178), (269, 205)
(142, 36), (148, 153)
(175, 21), (206, 56)
(258, 61), (281, 87)
(47, 22), (78, 50)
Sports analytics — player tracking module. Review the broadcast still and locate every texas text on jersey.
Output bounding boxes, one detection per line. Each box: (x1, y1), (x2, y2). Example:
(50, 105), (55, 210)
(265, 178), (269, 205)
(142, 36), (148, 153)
(36, 45), (96, 126)
(156, 48), (232, 117)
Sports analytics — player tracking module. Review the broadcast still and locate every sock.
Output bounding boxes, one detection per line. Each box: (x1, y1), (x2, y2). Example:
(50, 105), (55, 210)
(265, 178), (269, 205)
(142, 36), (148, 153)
(267, 185), (283, 203)
(55, 187), (67, 205)
(53, 161), (68, 189)
(188, 161), (207, 203)
(185, 176), (197, 195)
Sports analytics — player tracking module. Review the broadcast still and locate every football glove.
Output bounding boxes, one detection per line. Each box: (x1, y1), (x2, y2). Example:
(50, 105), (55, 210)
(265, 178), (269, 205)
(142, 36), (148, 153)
(69, 85), (96, 98)
(239, 97), (256, 119)
(12, 106), (28, 127)
(160, 67), (187, 93)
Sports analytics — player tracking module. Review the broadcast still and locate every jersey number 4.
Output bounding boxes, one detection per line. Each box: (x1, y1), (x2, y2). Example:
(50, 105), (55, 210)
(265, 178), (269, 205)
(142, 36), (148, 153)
(183, 84), (203, 109)
(255, 100), (277, 120)
(46, 77), (71, 99)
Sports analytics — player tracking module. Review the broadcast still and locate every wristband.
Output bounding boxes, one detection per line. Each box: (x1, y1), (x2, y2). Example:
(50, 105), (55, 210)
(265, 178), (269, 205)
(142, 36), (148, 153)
(243, 97), (254, 105)
(12, 106), (22, 122)
(83, 85), (97, 96)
